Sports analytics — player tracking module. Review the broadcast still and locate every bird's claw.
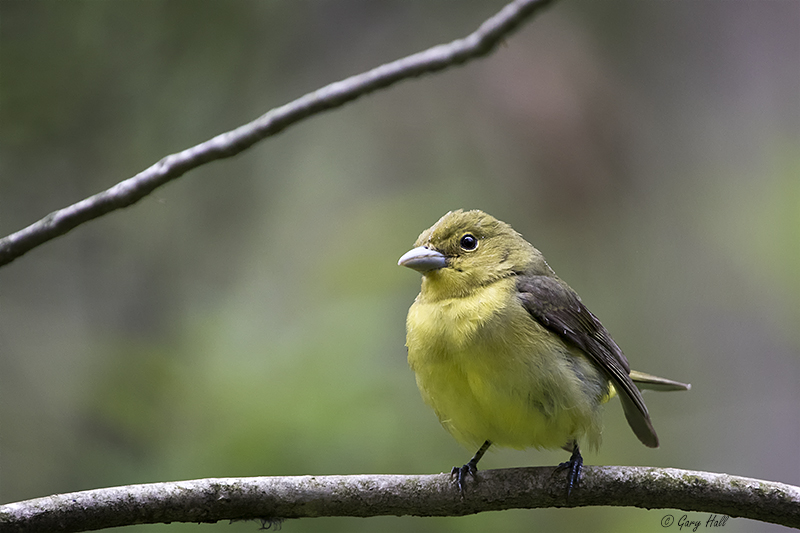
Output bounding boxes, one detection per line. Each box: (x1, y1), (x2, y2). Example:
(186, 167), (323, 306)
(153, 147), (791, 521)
(553, 446), (583, 501)
(451, 461), (478, 495)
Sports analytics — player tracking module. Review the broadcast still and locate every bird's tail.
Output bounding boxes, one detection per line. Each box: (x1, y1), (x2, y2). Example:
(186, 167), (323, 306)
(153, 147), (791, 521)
(629, 370), (691, 392)
(605, 370), (690, 400)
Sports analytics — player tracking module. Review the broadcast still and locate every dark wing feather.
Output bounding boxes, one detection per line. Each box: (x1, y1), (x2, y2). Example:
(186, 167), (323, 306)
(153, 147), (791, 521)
(516, 275), (659, 448)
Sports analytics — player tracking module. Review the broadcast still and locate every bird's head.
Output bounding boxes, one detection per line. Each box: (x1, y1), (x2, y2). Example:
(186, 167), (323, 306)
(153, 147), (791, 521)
(398, 210), (552, 301)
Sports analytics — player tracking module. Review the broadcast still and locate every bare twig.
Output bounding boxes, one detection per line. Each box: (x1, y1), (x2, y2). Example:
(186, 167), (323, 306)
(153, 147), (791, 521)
(0, 0), (555, 267)
(1, 467), (798, 532)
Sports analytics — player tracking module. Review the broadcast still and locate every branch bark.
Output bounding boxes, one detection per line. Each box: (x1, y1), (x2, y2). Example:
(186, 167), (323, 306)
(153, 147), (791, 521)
(2, 467), (798, 532)
(0, 0), (554, 268)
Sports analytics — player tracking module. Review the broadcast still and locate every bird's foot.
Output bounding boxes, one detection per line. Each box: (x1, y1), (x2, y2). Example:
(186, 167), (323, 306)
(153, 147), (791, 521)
(553, 445), (583, 501)
(450, 440), (491, 497)
(450, 460), (478, 495)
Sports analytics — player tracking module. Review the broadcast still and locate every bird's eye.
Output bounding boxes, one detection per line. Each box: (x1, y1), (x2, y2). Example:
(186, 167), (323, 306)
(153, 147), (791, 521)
(460, 234), (478, 251)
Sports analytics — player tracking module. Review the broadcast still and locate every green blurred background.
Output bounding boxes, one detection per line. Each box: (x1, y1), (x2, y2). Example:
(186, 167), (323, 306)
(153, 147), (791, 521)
(1, 1), (798, 532)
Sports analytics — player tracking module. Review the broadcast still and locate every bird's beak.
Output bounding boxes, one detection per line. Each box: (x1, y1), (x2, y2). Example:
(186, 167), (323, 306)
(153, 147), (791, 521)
(398, 246), (447, 273)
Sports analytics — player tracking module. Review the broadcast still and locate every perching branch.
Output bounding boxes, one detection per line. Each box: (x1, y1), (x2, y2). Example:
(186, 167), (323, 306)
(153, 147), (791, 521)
(2, 467), (798, 532)
(0, 0), (554, 268)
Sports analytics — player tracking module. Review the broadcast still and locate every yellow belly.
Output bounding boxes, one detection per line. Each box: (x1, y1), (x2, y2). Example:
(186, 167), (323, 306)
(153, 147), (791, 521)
(406, 278), (608, 451)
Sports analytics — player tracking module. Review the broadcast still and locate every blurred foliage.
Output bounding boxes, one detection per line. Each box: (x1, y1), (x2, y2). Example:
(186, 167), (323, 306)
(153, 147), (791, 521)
(1, 1), (798, 532)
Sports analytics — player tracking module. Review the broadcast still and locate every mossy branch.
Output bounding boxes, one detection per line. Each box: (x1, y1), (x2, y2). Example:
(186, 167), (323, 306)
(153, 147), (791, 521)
(0, 0), (555, 268)
(2, 466), (798, 532)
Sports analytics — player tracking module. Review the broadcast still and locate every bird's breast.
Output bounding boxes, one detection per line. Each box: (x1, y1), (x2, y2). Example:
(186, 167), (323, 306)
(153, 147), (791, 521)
(406, 278), (517, 356)
(404, 277), (606, 450)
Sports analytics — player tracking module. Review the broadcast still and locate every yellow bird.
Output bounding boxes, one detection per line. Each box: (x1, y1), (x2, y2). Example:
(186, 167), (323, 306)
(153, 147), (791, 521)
(398, 209), (689, 495)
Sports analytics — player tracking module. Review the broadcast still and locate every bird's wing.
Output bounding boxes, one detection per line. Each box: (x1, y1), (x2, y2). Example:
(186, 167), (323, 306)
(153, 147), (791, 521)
(516, 275), (659, 448)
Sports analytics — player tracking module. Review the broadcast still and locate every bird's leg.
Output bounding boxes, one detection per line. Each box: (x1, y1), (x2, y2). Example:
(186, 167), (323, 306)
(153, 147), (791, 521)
(554, 440), (583, 500)
(451, 440), (491, 494)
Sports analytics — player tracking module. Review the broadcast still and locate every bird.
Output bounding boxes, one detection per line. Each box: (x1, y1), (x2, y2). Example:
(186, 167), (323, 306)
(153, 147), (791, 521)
(398, 209), (689, 496)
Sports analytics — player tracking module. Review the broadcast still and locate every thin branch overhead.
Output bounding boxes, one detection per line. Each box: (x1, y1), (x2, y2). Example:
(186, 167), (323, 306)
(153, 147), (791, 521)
(0, 0), (555, 268)
(2, 467), (799, 532)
